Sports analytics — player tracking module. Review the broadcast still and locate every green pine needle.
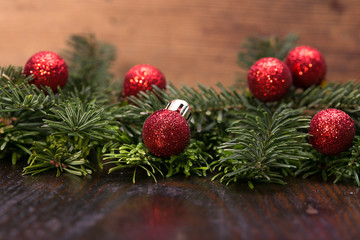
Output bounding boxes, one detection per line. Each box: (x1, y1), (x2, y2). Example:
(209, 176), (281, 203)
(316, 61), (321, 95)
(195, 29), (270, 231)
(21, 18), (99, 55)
(212, 103), (311, 186)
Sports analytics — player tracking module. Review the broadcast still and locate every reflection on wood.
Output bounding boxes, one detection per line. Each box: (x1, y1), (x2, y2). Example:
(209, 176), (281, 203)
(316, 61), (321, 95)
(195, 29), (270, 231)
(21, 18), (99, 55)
(1, 161), (360, 240)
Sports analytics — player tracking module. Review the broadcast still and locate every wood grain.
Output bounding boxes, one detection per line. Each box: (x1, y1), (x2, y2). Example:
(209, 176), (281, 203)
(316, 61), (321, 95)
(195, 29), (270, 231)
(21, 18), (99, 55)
(0, 0), (359, 88)
(1, 161), (360, 240)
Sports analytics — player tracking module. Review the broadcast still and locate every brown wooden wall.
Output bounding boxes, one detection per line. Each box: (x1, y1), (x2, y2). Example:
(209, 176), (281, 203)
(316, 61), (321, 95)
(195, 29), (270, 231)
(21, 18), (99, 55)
(1, 0), (359, 87)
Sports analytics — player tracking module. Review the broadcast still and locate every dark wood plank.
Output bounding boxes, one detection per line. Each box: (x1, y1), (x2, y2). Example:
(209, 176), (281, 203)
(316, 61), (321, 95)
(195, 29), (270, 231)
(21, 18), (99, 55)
(1, 160), (360, 240)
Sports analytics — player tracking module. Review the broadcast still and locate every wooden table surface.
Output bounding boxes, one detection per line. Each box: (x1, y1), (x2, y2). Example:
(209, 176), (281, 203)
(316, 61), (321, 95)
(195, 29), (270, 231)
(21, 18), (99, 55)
(1, 160), (360, 240)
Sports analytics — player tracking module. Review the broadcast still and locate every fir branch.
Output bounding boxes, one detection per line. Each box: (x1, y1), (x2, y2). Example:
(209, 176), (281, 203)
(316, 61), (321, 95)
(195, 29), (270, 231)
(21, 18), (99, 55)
(104, 143), (164, 183)
(104, 140), (212, 182)
(288, 82), (360, 111)
(237, 32), (298, 69)
(164, 140), (212, 178)
(212, 103), (311, 188)
(23, 136), (93, 177)
(0, 65), (32, 86)
(114, 83), (245, 142)
(0, 126), (38, 164)
(295, 150), (329, 181)
(43, 98), (116, 141)
(62, 34), (116, 104)
(0, 66), (58, 163)
(0, 68), (57, 115)
(285, 82), (360, 134)
(330, 138), (360, 186)
(23, 99), (118, 176)
(297, 137), (360, 186)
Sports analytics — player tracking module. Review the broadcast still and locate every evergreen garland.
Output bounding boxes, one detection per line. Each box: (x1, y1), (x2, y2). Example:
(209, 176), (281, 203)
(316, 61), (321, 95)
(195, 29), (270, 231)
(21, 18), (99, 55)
(1, 33), (359, 187)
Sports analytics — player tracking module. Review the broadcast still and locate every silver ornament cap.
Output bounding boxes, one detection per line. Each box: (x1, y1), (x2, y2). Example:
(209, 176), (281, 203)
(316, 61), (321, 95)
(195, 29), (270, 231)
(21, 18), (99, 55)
(165, 99), (192, 122)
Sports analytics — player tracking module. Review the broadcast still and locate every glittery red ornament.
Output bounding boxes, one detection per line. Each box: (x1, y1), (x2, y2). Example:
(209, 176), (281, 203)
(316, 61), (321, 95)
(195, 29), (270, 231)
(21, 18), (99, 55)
(285, 46), (327, 88)
(123, 64), (166, 98)
(309, 109), (355, 155)
(247, 57), (292, 102)
(142, 100), (191, 157)
(23, 51), (68, 93)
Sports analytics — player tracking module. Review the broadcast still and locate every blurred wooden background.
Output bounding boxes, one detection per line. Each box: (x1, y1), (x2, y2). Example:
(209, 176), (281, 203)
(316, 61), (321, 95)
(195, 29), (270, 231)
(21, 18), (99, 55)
(0, 0), (359, 87)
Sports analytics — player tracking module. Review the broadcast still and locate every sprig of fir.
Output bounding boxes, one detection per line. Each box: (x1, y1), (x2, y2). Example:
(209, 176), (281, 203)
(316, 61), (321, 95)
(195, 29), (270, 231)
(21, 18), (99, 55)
(296, 137), (360, 186)
(212, 103), (311, 188)
(104, 140), (212, 183)
(0, 67), (58, 163)
(62, 34), (116, 104)
(23, 99), (117, 176)
(237, 32), (298, 69)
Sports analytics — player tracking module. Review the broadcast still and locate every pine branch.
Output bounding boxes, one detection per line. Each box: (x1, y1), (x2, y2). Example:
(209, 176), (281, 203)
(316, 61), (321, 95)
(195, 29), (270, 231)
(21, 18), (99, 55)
(0, 67), (57, 115)
(212, 103), (311, 188)
(23, 136), (93, 177)
(0, 66), (58, 163)
(0, 127), (38, 164)
(329, 137), (360, 186)
(104, 143), (164, 183)
(0, 65), (32, 86)
(297, 137), (360, 186)
(43, 98), (116, 141)
(104, 140), (212, 183)
(237, 32), (298, 69)
(114, 83), (245, 142)
(287, 82), (360, 111)
(23, 99), (118, 176)
(164, 140), (212, 178)
(285, 81), (360, 132)
(62, 34), (116, 104)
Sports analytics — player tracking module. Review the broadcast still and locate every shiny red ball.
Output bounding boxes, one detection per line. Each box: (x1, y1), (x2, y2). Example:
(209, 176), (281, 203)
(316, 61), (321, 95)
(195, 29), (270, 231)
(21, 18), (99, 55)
(142, 109), (191, 157)
(123, 64), (166, 98)
(24, 51), (68, 93)
(247, 57), (292, 102)
(309, 109), (355, 155)
(285, 46), (327, 88)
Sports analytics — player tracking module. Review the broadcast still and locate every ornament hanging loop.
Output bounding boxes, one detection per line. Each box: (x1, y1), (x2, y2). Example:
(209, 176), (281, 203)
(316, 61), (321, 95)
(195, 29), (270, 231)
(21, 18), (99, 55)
(165, 99), (192, 122)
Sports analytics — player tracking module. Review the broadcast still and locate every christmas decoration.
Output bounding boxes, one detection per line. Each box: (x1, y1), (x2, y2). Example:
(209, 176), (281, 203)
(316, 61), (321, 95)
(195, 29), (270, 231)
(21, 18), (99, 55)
(247, 57), (292, 102)
(1, 33), (360, 187)
(309, 108), (355, 155)
(23, 51), (68, 93)
(142, 99), (191, 157)
(123, 64), (166, 98)
(285, 46), (327, 88)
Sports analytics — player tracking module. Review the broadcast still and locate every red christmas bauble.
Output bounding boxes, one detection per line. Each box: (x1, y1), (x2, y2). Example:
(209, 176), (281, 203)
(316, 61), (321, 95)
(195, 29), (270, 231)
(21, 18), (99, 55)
(24, 51), (68, 93)
(285, 46), (327, 88)
(309, 108), (355, 155)
(123, 64), (166, 98)
(142, 109), (191, 157)
(247, 57), (292, 102)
